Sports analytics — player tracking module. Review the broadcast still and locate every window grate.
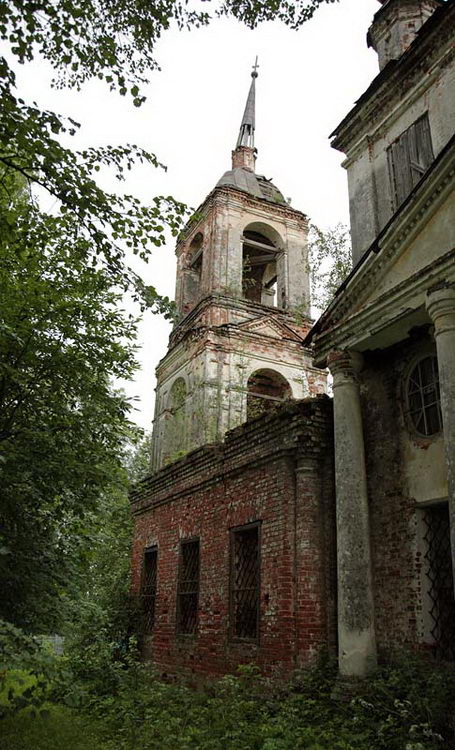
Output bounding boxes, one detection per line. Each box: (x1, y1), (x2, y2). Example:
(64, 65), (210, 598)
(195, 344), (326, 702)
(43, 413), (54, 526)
(141, 547), (158, 634)
(423, 505), (455, 661)
(177, 539), (199, 635)
(230, 523), (260, 640)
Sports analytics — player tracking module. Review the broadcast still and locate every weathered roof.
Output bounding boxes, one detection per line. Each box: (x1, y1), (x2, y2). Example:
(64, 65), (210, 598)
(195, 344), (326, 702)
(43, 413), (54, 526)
(216, 167), (286, 204)
(237, 74), (256, 149)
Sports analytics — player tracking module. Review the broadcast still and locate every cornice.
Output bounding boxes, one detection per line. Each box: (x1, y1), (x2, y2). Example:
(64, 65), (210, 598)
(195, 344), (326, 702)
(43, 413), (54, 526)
(313, 247), (455, 364)
(310, 142), (454, 347)
(130, 398), (332, 514)
(331, 4), (454, 154)
(213, 185), (308, 223)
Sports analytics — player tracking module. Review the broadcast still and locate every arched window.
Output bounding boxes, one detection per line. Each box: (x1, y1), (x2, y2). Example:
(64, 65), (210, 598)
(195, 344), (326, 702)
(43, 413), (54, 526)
(189, 233), (203, 278)
(406, 355), (442, 436)
(182, 233), (203, 314)
(242, 224), (281, 307)
(165, 377), (187, 461)
(246, 369), (292, 420)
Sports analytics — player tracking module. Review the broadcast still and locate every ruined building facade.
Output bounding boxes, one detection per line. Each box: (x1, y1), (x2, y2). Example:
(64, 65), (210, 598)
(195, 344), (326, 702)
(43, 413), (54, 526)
(131, 0), (455, 680)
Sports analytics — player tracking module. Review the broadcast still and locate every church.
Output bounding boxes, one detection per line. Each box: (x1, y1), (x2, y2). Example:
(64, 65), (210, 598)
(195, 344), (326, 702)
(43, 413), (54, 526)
(130, 0), (455, 680)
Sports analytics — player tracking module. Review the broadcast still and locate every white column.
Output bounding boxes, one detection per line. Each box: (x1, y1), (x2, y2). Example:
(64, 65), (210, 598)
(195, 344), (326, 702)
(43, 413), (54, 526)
(426, 284), (455, 591)
(328, 350), (377, 677)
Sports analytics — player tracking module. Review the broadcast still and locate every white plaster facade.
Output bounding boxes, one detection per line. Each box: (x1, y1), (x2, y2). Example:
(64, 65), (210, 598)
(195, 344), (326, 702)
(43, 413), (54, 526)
(310, 0), (455, 676)
(332, 0), (454, 264)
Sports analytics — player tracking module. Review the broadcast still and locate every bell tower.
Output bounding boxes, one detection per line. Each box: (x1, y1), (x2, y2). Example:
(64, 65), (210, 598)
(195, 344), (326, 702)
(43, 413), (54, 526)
(151, 64), (326, 470)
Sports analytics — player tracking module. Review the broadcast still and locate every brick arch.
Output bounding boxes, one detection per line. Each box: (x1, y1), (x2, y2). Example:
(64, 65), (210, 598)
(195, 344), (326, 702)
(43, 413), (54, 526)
(246, 368), (292, 420)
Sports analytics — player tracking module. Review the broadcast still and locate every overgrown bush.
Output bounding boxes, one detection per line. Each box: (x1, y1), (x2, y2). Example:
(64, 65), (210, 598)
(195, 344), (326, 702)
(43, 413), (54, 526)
(2, 614), (454, 750)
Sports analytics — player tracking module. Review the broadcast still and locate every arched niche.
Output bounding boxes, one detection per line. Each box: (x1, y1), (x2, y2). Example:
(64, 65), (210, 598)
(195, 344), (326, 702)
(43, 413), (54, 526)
(246, 369), (292, 420)
(164, 377), (187, 462)
(182, 232), (204, 314)
(241, 223), (283, 308)
(189, 232), (203, 276)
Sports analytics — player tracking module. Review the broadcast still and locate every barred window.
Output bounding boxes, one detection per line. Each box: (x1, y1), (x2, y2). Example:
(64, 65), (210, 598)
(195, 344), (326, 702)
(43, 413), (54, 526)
(406, 355), (442, 437)
(230, 522), (260, 641)
(141, 547), (158, 634)
(387, 113), (434, 209)
(423, 504), (455, 661)
(176, 539), (199, 635)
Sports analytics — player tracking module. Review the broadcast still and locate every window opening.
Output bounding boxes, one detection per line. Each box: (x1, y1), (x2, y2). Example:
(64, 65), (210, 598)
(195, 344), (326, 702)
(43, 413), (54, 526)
(176, 539), (200, 635)
(141, 547), (158, 634)
(247, 369), (292, 420)
(406, 355), (442, 436)
(230, 523), (260, 640)
(242, 230), (278, 306)
(189, 232), (203, 276)
(387, 113), (434, 208)
(423, 505), (455, 661)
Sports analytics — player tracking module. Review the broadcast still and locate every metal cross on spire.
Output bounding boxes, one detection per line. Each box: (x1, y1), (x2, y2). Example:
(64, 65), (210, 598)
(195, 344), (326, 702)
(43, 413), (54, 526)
(236, 57), (258, 149)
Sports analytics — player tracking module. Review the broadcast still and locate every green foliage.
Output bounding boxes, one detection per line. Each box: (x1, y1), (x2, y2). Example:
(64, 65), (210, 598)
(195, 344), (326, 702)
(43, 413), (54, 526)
(1, 705), (109, 750)
(308, 222), (352, 313)
(0, 180), (142, 630)
(0, 620), (57, 717)
(1, 650), (455, 750)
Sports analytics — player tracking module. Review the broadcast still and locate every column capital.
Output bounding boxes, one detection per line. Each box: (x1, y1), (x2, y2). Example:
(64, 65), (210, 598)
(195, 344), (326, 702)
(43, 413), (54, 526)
(327, 350), (364, 385)
(426, 283), (455, 337)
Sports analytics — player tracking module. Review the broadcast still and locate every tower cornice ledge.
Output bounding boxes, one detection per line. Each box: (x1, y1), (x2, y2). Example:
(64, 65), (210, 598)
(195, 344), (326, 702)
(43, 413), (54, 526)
(178, 184), (307, 246)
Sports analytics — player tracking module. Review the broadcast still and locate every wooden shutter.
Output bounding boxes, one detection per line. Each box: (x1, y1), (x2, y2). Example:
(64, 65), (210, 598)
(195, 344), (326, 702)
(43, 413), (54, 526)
(387, 113), (434, 209)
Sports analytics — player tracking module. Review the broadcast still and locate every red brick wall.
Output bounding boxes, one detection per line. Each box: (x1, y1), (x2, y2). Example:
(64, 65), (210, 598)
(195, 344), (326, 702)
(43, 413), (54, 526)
(360, 335), (438, 654)
(131, 398), (335, 680)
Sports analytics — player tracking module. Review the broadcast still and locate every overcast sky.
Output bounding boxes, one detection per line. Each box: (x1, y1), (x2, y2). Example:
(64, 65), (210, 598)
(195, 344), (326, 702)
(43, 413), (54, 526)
(17, 0), (380, 429)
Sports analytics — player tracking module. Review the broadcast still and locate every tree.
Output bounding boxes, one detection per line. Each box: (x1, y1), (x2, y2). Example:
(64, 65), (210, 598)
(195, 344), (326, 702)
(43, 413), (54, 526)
(0, 0), (337, 631)
(0, 177), (143, 631)
(308, 222), (352, 314)
(0, 0), (335, 307)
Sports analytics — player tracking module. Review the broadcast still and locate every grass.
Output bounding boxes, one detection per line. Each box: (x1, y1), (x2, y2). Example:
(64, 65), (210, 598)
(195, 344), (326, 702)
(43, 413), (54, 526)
(1, 705), (109, 750)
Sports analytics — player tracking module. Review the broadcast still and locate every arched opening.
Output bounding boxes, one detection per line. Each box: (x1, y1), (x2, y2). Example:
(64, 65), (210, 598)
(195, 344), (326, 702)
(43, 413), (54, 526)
(189, 233), (203, 277)
(242, 223), (282, 308)
(165, 377), (187, 462)
(182, 233), (203, 314)
(246, 369), (292, 420)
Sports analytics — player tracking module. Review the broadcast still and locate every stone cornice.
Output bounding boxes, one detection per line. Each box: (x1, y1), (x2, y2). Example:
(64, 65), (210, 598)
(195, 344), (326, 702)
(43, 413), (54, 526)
(169, 293), (311, 349)
(331, 3), (454, 155)
(310, 140), (454, 334)
(130, 397), (333, 515)
(313, 247), (455, 365)
(177, 184), (307, 249)
(310, 141), (455, 363)
(156, 317), (313, 380)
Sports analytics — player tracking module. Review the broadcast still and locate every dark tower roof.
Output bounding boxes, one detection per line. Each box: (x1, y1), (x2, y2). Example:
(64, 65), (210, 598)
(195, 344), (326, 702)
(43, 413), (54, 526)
(236, 59), (258, 149)
(216, 59), (286, 205)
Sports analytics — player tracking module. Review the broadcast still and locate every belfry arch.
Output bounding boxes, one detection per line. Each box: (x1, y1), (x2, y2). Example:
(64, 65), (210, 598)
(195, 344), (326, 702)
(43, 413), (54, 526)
(242, 222), (283, 308)
(246, 369), (292, 420)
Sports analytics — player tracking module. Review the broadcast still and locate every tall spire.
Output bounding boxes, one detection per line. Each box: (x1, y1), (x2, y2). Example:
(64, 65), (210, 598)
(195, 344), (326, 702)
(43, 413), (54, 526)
(236, 57), (258, 148)
(232, 59), (258, 172)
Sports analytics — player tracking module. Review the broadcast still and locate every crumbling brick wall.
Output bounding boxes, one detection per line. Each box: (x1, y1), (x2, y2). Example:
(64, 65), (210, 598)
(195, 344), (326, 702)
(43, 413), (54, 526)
(360, 334), (447, 654)
(130, 397), (335, 681)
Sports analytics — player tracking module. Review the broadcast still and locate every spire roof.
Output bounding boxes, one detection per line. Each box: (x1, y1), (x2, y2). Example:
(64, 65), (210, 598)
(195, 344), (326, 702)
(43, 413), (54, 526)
(236, 58), (258, 149)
